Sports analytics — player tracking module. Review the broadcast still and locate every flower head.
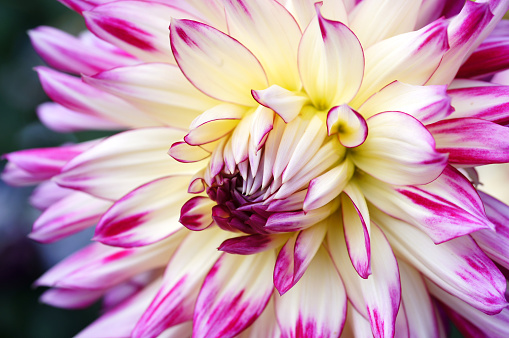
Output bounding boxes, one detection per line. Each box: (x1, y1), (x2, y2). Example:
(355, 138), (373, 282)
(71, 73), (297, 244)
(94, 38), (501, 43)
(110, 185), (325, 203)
(5, 0), (509, 337)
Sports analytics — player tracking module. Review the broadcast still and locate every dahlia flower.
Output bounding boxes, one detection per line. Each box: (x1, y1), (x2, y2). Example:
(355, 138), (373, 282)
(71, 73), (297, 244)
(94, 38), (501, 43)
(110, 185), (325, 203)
(5, 0), (509, 336)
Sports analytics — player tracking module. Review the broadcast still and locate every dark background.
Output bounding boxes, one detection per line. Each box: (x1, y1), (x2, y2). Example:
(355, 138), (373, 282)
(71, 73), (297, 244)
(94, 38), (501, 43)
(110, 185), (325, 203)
(0, 0), (100, 337)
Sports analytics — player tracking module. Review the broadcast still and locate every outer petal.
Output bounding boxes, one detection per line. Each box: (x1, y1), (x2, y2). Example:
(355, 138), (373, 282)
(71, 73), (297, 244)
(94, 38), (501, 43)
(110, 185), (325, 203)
(358, 166), (494, 243)
(472, 192), (509, 270)
(36, 231), (185, 290)
(55, 128), (206, 200)
(351, 112), (448, 186)
(237, 297), (281, 338)
(94, 176), (192, 247)
(84, 63), (220, 129)
(358, 81), (453, 124)
(30, 191), (111, 243)
(352, 19), (449, 106)
(458, 36), (509, 79)
(377, 210), (507, 315)
(427, 280), (509, 338)
(348, 0), (422, 48)
(193, 250), (276, 338)
(224, 0), (302, 90)
(168, 141), (210, 163)
(83, 0), (204, 63)
(37, 102), (123, 132)
(170, 19), (268, 106)
(428, 118), (509, 166)
(132, 228), (230, 338)
(275, 246), (347, 338)
(447, 85), (509, 125)
(29, 26), (137, 76)
(36, 67), (159, 128)
(298, 6), (364, 109)
(40, 287), (104, 309)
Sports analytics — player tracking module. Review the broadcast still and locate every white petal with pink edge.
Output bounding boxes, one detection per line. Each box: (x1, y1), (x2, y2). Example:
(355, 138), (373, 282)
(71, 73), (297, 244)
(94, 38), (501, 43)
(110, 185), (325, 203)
(348, 0), (422, 48)
(359, 81), (453, 124)
(193, 250), (276, 338)
(358, 166), (493, 243)
(327, 104), (368, 147)
(1, 162), (44, 186)
(41, 288), (104, 309)
(426, 279), (509, 337)
(75, 278), (162, 338)
(285, 0), (348, 31)
(55, 128), (207, 200)
(36, 231), (186, 290)
(351, 112), (447, 186)
(84, 0), (205, 63)
(252, 85), (308, 123)
(84, 63), (220, 129)
(132, 228), (231, 338)
(341, 185), (371, 279)
(168, 141), (210, 163)
(94, 175), (192, 247)
(36, 67), (159, 128)
(29, 181), (70, 210)
(185, 103), (246, 146)
(179, 195), (215, 231)
(237, 297), (281, 338)
(273, 219), (327, 295)
(29, 27), (137, 76)
(37, 102), (123, 132)
(472, 191), (509, 270)
(275, 246), (347, 338)
(447, 85), (509, 125)
(30, 191), (111, 243)
(377, 210), (507, 315)
(298, 5), (364, 109)
(458, 36), (509, 79)
(303, 159), (354, 211)
(170, 19), (267, 106)
(398, 260), (439, 338)
(428, 118), (509, 166)
(352, 19), (449, 106)
(224, 0), (301, 90)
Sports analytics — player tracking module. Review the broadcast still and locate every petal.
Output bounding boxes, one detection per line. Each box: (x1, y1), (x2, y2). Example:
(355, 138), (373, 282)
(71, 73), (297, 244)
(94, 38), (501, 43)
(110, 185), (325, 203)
(193, 250), (276, 338)
(132, 228), (230, 338)
(351, 112), (448, 186)
(327, 104), (368, 147)
(29, 26), (137, 76)
(83, 0), (203, 63)
(273, 219), (327, 295)
(40, 288), (104, 309)
(303, 159), (354, 211)
(358, 166), (494, 243)
(168, 141), (210, 163)
(223, 0), (302, 90)
(458, 36), (509, 79)
(170, 19), (267, 106)
(237, 297), (281, 338)
(29, 181), (70, 210)
(94, 176), (192, 247)
(250, 105), (275, 151)
(377, 210), (507, 315)
(252, 85), (309, 123)
(218, 234), (288, 255)
(275, 246), (347, 338)
(37, 102), (123, 132)
(36, 67), (159, 128)
(472, 191), (509, 270)
(298, 5), (364, 109)
(352, 19), (449, 106)
(55, 128), (206, 200)
(358, 81), (453, 124)
(30, 191), (111, 243)
(447, 85), (509, 125)
(36, 231), (185, 290)
(428, 118), (509, 166)
(179, 196), (215, 231)
(348, 0), (423, 48)
(185, 103), (246, 146)
(84, 63), (220, 129)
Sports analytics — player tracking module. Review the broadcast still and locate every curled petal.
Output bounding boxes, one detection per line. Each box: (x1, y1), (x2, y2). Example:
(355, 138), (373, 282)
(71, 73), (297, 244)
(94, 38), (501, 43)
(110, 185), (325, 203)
(327, 104), (368, 147)
(179, 196), (215, 231)
(252, 85), (308, 123)
(168, 141), (210, 163)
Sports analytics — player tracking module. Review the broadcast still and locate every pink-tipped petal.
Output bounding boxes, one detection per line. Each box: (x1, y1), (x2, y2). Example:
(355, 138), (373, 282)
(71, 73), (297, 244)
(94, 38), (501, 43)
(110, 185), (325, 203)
(170, 19), (267, 106)
(40, 287), (104, 309)
(179, 196), (214, 231)
(428, 118), (509, 166)
(218, 234), (287, 255)
(193, 250), (275, 338)
(168, 142), (210, 163)
(252, 85), (308, 123)
(275, 246), (347, 338)
(95, 176), (192, 247)
(327, 104), (368, 147)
